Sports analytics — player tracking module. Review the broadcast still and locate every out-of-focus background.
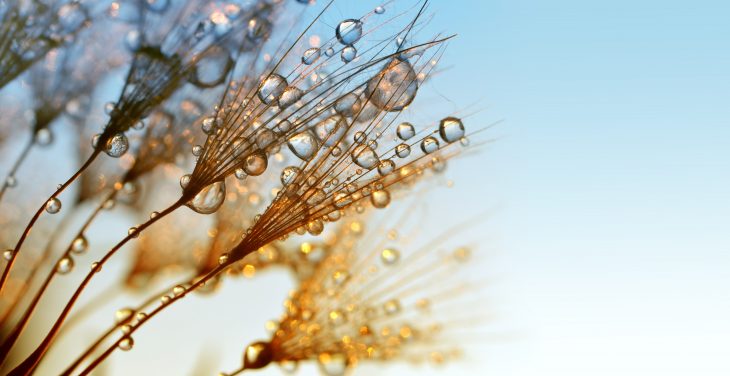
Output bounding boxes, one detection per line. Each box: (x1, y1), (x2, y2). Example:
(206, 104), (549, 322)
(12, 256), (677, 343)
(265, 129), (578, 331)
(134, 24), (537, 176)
(4, 0), (729, 375)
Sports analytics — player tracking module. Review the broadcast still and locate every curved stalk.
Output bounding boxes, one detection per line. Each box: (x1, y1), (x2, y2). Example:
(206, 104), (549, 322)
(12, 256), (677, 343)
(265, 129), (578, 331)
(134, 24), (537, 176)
(0, 136), (33, 205)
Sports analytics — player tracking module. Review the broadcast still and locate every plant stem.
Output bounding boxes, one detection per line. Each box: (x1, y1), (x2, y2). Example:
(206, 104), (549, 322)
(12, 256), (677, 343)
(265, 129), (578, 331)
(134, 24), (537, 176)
(0, 136), (33, 206)
(76, 264), (226, 376)
(0, 148), (101, 294)
(5, 197), (185, 376)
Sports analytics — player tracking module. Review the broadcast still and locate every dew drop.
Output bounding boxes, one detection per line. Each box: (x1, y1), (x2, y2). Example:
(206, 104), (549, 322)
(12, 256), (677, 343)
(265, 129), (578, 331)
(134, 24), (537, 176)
(351, 144), (379, 169)
(5, 175), (16, 188)
(119, 337), (134, 351)
(192, 145), (203, 156)
(56, 257), (74, 274)
(340, 46), (357, 63)
(104, 133), (129, 157)
(218, 253), (230, 265)
(383, 299), (401, 315)
(71, 235), (88, 254)
(324, 47), (335, 57)
(307, 219), (324, 235)
(377, 159), (395, 176)
(394, 144), (410, 158)
(334, 93), (362, 118)
(3, 249), (14, 261)
(278, 360), (299, 374)
(313, 115), (346, 146)
(243, 341), (273, 370)
(243, 151), (268, 176)
(380, 248), (400, 265)
(371, 189), (390, 208)
(124, 30), (141, 51)
(258, 74), (287, 105)
(234, 168), (247, 180)
(202, 117), (217, 134)
(256, 128), (275, 149)
(192, 46), (233, 88)
(397, 122), (416, 140)
(45, 198), (61, 214)
(318, 352), (349, 376)
(366, 59), (418, 112)
(420, 136), (440, 154)
(287, 130), (318, 161)
(278, 86), (303, 109)
(187, 181), (226, 214)
(115, 308), (135, 323)
(35, 128), (53, 145)
(280, 166), (300, 186)
(128, 227), (139, 238)
(375, 5), (385, 14)
(173, 285), (186, 296)
(180, 174), (192, 189)
(302, 47), (321, 65)
(439, 117), (465, 143)
(275, 119), (292, 134)
(336, 19), (363, 45)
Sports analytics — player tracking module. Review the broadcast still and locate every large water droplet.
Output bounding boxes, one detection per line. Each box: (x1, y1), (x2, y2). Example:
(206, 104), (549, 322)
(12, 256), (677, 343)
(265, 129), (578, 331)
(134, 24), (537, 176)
(439, 116), (465, 143)
(351, 144), (379, 169)
(243, 151), (268, 176)
(313, 115), (346, 146)
(104, 133), (129, 157)
(287, 130), (318, 161)
(57, 256), (74, 274)
(258, 74), (287, 105)
(71, 235), (88, 254)
(336, 19), (363, 45)
(377, 159), (395, 176)
(366, 59), (418, 112)
(187, 181), (226, 214)
(119, 337), (134, 351)
(45, 198), (61, 214)
(278, 86), (303, 109)
(395, 143), (411, 158)
(302, 47), (321, 65)
(335, 93), (362, 117)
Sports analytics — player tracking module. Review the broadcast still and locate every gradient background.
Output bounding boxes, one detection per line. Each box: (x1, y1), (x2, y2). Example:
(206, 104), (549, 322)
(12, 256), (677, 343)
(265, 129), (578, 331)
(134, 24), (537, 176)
(5, 0), (729, 375)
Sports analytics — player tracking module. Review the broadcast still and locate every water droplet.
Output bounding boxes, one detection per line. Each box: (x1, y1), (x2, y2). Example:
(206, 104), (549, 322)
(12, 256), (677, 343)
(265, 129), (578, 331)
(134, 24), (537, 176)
(243, 341), (273, 370)
(332, 270), (350, 285)
(258, 74), (287, 105)
(336, 19), (363, 45)
(275, 119), (292, 134)
(384, 299), (401, 315)
(128, 227), (139, 238)
(3, 249), (14, 261)
(318, 352), (349, 376)
(124, 30), (141, 51)
(375, 5), (385, 14)
(324, 47), (335, 57)
(377, 159), (395, 176)
(394, 144), (411, 159)
(45, 198), (61, 214)
(278, 360), (299, 374)
(218, 253), (230, 265)
(439, 117), (465, 143)
(56, 257), (74, 274)
(187, 181), (226, 214)
(256, 129), (275, 149)
(247, 17), (272, 43)
(307, 219), (324, 235)
(104, 133), (129, 157)
(305, 188), (326, 206)
(281, 166), (300, 186)
(366, 59), (418, 112)
(91, 262), (102, 272)
(35, 128), (53, 145)
(6, 175), (17, 188)
(397, 122), (416, 140)
(202, 117), (218, 134)
(278, 86), (303, 109)
(371, 189), (390, 208)
(234, 168), (247, 180)
(380, 248), (399, 265)
(314, 115), (347, 146)
(192, 145), (203, 156)
(328, 310), (346, 325)
(191, 46), (233, 88)
(119, 337), (134, 351)
(243, 151), (268, 176)
(420, 136), (439, 154)
(104, 102), (116, 115)
(351, 144), (379, 169)
(302, 47), (321, 65)
(180, 174), (192, 189)
(115, 308), (134, 323)
(340, 46), (357, 63)
(71, 235), (88, 254)
(335, 93), (362, 117)
(173, 285), (186, 296)
(287, 130), (318, 161)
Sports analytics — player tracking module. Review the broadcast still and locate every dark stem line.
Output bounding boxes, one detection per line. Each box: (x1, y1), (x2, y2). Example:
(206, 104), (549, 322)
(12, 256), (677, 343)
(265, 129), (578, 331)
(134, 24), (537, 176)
(77, 264), (226, 376)
(0, 149), (101, 294)
(0, 136), (33, 205)
(6, 197), (185, 376)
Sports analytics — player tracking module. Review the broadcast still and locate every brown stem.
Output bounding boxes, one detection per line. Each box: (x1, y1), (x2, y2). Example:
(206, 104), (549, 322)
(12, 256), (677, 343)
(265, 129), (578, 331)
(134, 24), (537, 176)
(77, 264), (226, 376)
(0, 136), (33, 205)
(6, 197), (185, 376)
(0, 148), (101, 294)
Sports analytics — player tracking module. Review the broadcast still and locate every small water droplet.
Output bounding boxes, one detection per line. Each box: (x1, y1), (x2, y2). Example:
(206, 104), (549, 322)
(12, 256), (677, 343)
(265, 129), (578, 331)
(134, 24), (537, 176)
(119, 337), (134, 351)
(71, 235), (88, 254)
(115, 308), (135, 323)
(375, 5), (385, 14)
(192, 145), (203, 156)
(377, 159), (395, 176)
(45, 198), (61, 214)
(324, 47), (335, 57)
(287, 130), (319, 161)
(380, 248), (400, 265)
(318, 352), (349, 376)
(3, 249), (14, 261)
(180, 174), (192, 189)
(128, 227), (139, 238)
(397, 122), (416, 140)
(243, 151), (268, 176)
(340, 46), (357, 63)
(420, 136), (440, 154)
(302, 47), (321, 65)
(35, 128), (53, 145)
(280, 166), (300, 186)
(351, 144), (379, 169)
(56, 257), (74, 274)
(173, 285), (186, 296)
(371, 189), (390, 208)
